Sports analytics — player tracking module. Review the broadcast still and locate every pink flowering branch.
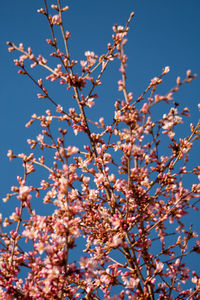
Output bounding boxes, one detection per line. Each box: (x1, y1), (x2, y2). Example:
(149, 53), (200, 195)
(1, 0), (200, 299)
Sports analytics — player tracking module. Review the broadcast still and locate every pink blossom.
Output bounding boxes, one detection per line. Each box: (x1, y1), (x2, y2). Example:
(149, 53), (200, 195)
(163, 66), (170, 74)
(52, 14), (61, 25)
(141, 103), (149, 114)
(18, 186), (30, 200)
(155, 261), (164, 273)
(86, 97), (95, 108)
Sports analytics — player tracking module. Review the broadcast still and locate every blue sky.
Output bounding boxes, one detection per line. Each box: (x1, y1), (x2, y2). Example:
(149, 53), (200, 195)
(1, 0), (200, 294)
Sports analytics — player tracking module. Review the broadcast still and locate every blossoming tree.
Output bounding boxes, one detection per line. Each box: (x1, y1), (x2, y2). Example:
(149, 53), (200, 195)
(1, 0), (200, 299)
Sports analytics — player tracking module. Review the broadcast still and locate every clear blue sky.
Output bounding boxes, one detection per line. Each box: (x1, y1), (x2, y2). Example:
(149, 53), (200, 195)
(1, 0), (200, 293)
